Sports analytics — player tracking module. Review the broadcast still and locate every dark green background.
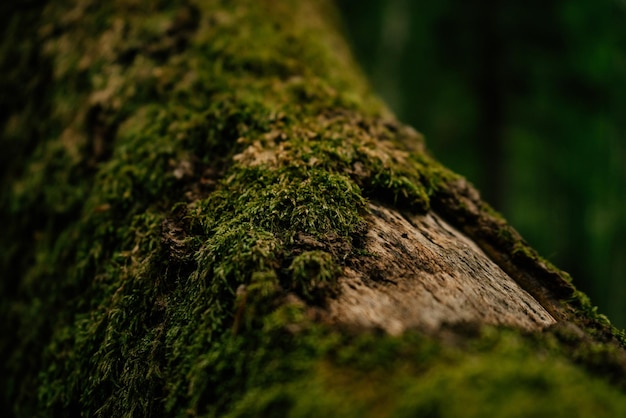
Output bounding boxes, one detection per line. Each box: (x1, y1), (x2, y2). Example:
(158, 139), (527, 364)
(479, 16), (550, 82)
(338, 0), (626, 329)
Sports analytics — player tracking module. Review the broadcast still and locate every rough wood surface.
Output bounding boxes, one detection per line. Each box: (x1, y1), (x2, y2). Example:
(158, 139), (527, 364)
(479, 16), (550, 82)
(330, 203), (556, 335)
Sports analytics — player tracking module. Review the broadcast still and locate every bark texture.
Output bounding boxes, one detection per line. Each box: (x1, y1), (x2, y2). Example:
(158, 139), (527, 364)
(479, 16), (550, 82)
(1, 0), (626, 417)
(329, 202), (556, 335)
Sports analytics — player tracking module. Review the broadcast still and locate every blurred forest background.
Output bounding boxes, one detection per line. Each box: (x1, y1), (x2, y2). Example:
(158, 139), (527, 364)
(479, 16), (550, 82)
(338, 0), (626, 329)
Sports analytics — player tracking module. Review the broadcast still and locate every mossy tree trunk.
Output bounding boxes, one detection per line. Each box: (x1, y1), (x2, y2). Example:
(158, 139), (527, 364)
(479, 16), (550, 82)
(2, 0), (626, 417)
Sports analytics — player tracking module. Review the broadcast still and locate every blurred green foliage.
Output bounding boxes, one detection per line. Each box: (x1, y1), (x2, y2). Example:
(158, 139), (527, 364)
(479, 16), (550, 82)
(338, 0), (626, 329)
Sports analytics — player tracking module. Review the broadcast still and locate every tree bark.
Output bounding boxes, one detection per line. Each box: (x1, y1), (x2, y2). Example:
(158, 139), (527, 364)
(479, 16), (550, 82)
(1, 0), (626, 416)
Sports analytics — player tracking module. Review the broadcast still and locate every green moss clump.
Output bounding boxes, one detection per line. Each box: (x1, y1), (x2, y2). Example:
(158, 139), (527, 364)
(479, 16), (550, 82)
(289, 250), (340, 301)
(213, 325), (626, 418)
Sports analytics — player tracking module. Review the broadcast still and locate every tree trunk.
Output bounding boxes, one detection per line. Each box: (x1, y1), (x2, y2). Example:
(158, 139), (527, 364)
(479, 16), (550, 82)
(1, 0), (626, 416)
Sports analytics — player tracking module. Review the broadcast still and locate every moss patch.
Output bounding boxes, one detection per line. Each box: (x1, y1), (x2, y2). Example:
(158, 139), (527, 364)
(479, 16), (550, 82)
(212, 322), (626, 418)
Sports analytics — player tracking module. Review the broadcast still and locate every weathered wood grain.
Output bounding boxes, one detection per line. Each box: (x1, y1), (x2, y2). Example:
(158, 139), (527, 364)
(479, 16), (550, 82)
(330, 203), (556, 335)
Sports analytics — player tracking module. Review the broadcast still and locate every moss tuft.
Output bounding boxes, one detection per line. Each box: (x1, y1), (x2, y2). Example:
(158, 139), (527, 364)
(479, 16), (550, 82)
(289, 250), (340, 302)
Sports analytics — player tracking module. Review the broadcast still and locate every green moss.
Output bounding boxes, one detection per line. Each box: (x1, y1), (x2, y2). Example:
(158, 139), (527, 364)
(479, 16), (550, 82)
(289, 250), (339, 302)
(216, 326), (626, 418)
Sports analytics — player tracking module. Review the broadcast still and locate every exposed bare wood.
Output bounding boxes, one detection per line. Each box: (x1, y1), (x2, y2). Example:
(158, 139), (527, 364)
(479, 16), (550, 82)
(330, 203), (556, 335)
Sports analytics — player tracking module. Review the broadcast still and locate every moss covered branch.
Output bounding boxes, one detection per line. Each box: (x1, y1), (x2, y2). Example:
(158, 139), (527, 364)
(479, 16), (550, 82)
(1, 0), (626, 416)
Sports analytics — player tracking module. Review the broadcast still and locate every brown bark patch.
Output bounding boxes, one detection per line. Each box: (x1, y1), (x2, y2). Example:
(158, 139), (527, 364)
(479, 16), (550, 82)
(330, 203), (556, 335)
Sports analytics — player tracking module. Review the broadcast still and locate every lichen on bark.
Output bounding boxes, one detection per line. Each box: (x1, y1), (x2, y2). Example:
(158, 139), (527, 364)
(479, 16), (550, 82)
(1, 0), (626, 417)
